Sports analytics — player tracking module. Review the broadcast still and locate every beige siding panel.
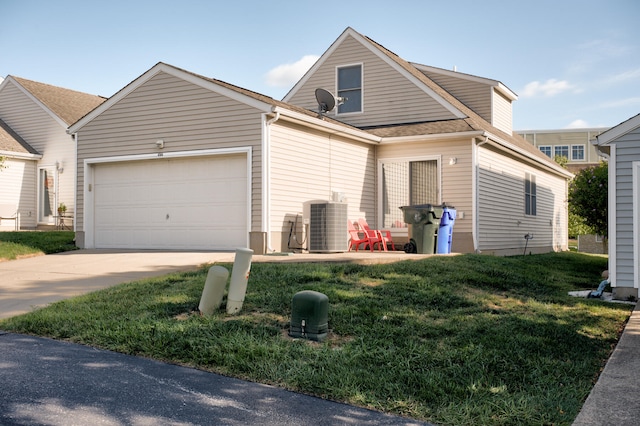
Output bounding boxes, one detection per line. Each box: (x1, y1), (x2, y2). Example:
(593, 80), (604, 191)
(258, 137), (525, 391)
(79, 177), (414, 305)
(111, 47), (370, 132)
(269, 121), (375, 250)
(0, 158), (37, 229)
(477, 145), (568, 254)
(419, 70), (493, 123)
(0, 81), (77, 218)
(76, 72), (263, 235)
(492, 90), (512, 134)
(287, 35), (456, 127)
(376, 138), (474, 237)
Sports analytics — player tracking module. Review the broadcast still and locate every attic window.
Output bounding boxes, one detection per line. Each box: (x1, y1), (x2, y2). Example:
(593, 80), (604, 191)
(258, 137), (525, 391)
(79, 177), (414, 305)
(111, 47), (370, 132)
(337, 64), (362, 114)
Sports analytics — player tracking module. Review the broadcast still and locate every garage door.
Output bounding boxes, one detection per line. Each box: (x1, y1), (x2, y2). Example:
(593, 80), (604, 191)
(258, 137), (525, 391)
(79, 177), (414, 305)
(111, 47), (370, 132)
(93, 154), (247, 249)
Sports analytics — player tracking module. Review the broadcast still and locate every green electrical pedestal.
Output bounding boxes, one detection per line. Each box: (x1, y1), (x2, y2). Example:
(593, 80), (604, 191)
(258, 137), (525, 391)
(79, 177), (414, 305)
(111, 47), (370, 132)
(289, 290), (329, 342)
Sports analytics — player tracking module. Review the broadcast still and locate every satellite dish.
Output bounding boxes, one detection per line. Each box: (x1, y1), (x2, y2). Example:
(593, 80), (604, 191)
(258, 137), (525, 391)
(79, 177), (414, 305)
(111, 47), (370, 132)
(315, 88), (336, 115)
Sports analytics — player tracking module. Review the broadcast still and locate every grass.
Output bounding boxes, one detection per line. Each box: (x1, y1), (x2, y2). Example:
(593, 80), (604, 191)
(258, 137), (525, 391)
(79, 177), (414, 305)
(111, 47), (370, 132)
(0, 251), (630, 425)
(0, 231), (78, 260)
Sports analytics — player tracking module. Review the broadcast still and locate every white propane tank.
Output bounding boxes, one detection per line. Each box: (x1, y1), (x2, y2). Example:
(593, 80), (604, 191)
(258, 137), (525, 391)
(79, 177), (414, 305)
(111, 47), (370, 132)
(226, 248), (254, 314)
(198, 266), (229, 315)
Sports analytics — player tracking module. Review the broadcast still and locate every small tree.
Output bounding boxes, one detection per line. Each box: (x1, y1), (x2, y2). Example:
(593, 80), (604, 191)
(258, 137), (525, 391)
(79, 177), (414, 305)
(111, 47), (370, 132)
(568, 162), (608, 238)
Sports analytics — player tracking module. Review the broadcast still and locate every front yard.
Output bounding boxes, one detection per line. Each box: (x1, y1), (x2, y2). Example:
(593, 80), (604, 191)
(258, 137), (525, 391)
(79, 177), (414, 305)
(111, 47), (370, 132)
(0, 250), (629, 425)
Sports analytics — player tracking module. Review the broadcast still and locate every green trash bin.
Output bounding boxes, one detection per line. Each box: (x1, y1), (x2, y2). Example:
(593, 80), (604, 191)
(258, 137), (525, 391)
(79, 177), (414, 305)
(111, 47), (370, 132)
(399, 204), (443, 254)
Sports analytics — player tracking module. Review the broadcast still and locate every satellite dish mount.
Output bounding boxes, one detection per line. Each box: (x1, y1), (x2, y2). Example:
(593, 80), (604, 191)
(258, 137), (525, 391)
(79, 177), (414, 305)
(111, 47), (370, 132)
(315, 88), (346, 118)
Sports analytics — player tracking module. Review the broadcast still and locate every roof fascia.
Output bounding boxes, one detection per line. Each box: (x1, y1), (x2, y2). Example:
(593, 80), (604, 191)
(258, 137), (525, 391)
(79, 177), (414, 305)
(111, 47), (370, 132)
(0, 150), (42, 159)
(3, 76), (69, 129)
(69, 63), (273, 134)
(379, 130), (485, 144)
(483, 131), (573, 178)
(271, 106), (380, 144)
(594, 114), (640, 146)
(411, 63), (518, 101)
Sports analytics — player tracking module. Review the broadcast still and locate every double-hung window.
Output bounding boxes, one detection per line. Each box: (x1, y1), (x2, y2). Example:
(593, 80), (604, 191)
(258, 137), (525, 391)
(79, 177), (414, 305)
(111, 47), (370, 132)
(571, 145), (585, 161)
(337, 64), (362, 114)
(554, 145), (569, 160)
(539, 145), (552, 158)
(381, 159), (439, 228)
(525, 172), (537, 216)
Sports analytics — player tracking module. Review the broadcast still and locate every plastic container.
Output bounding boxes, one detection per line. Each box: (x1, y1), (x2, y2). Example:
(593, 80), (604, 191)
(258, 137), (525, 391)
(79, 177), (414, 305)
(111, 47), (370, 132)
(436, 206), (457, 254)
(399, 204), (443, 254)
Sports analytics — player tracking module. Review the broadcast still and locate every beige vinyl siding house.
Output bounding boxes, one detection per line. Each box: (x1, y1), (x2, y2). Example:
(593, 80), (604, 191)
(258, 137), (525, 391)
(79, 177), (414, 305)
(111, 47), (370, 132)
(0, 77), (105, 229)
(69, 27), (571, 255)
(593, 114), (640, 300)
(285, 27), (571, 255)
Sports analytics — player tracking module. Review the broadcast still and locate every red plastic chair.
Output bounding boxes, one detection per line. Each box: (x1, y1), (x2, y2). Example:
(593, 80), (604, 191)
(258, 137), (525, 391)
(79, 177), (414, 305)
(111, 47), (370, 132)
(348, 220), (374, 251)
(357, 218), (394, 252)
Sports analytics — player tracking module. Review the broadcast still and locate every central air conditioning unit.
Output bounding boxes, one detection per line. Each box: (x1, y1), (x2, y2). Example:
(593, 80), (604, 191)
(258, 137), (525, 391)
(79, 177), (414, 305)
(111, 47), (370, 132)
(303, 201), (348, 253)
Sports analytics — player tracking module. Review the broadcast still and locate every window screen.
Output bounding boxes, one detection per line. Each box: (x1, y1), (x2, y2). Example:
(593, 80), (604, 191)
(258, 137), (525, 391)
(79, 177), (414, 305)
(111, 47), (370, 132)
(382, 160), (438, 228)
(337, 65), (362, 113)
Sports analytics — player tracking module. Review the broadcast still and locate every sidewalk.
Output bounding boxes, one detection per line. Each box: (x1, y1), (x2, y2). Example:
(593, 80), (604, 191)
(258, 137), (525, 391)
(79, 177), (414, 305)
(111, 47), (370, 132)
(572, 301), (640, 425)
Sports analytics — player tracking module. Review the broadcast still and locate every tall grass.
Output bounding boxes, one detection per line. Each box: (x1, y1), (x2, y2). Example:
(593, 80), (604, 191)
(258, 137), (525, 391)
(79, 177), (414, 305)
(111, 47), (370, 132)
(0, 252), (629, 425)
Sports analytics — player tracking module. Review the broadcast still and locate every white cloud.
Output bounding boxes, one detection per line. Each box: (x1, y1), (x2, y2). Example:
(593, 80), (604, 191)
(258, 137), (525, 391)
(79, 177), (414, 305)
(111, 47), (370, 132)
(565, 119), (590, 129)
(603, 68), (640, 86)
(521, 79), (577, 98)
(265, 55), (319, 87)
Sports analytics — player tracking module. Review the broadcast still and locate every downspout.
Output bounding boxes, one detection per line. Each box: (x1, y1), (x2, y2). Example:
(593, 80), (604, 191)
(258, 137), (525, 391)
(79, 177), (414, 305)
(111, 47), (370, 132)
(263, 110), (280, 253)
(473, 135), (489, 253)
(72, 133), (78, 233)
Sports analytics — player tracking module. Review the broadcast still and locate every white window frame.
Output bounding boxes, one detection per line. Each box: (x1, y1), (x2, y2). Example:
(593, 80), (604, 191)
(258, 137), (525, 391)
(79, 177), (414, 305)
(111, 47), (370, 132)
(525, 172), (537, 216)
(554, 145), (569, 159)
(571, 144), (585, 161)
(539, 145), (552, 158)
(336, 63), (363, 115)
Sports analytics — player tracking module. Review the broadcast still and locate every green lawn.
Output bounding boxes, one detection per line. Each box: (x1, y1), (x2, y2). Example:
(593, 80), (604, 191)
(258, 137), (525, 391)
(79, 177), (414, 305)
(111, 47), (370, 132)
(0, 231), (77, 260)
(0, 251), (630, 426)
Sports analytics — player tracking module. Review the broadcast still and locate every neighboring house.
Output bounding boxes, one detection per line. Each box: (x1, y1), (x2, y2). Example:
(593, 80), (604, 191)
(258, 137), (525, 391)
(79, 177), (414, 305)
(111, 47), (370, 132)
(68, 27), (572, 255)
(518, 128), (608, 174)
(593, 113), (640, 300)
(0, 77), (106, 230)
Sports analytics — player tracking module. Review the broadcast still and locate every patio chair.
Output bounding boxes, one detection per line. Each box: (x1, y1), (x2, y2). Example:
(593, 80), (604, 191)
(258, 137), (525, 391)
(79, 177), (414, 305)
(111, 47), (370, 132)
(357, 218), (394, 252)
(347, 220), (374, 252)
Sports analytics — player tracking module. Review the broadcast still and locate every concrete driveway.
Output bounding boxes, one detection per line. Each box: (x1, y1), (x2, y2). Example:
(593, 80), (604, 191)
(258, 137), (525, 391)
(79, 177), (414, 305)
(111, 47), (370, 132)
(0, 250), (236, 319)
(0, 249), (424, 319)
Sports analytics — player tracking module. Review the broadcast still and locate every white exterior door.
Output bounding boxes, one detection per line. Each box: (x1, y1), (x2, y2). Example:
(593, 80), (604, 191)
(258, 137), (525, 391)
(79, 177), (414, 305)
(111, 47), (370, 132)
(92, 154), (248, 249)
(38, 167), (56, 225)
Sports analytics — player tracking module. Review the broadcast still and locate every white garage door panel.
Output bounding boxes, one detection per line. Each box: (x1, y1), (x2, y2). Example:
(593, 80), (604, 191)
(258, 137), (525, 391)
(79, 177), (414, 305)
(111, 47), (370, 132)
(94, 155), (247, 249)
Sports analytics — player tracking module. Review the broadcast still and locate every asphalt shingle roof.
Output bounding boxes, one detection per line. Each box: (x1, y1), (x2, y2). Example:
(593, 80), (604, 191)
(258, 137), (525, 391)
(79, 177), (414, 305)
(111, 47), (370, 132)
(0, 118), (39, 155)
(12, 77), (107, 126)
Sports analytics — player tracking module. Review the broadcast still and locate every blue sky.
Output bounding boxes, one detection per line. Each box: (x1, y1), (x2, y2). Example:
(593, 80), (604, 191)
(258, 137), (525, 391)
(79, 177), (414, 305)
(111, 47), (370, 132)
(1, 0), (638, 130)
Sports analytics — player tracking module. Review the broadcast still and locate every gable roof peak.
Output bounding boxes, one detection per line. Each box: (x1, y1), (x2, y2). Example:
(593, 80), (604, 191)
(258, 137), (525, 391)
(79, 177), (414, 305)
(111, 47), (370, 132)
(8, 75), (107, 126)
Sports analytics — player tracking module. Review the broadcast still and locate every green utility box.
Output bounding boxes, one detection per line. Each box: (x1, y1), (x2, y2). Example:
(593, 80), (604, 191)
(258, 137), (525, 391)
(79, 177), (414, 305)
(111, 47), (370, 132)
(399, 204), (443, 254)
(289, 290), (329, 342)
